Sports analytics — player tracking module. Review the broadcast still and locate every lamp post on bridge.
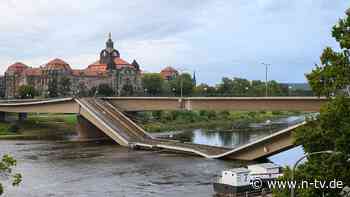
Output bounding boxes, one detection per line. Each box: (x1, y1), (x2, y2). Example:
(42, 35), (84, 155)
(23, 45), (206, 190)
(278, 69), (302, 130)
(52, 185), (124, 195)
(261, 62), (270, 97)
(176, 67), (193, 99)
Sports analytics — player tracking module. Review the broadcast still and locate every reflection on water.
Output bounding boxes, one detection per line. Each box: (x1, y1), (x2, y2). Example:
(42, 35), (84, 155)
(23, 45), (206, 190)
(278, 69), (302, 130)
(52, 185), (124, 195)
(172, 115), (306, 148)
(173, 129), (268, 148)
(1, 140), (238, 197)
(0, 116), (307, 197)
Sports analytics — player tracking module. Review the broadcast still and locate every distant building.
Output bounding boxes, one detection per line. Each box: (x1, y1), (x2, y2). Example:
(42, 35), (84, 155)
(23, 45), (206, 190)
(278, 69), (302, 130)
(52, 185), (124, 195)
(160, 66), (179, 80)
(2, 34), (142, 98)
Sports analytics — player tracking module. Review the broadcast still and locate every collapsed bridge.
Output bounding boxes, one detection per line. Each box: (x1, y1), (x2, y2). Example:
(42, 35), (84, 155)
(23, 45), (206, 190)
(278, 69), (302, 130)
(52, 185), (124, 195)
(0, 97), (327, 160)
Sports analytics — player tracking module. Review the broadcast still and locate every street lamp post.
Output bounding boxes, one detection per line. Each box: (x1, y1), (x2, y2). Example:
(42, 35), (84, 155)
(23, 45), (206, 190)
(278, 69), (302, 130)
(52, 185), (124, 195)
(261, 63), (270, 97)
(288, 86), (292, 96)
(290, 150), (344, 197)
(177, 67), (193, 99)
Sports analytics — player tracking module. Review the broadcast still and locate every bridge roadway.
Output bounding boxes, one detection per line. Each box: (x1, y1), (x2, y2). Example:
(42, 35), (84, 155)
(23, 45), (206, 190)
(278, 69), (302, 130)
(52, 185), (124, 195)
(0, 97), (315, 160)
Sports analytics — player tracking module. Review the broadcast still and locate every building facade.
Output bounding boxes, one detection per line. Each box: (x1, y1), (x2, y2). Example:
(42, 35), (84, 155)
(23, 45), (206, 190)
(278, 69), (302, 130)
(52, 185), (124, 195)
(2, 35), (142, 98)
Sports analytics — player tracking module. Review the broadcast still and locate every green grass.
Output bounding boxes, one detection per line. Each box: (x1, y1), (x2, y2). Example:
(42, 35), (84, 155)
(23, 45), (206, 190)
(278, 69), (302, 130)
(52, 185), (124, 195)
(139, 110), (302, 133)
(0, 122), (11, 135)
(0, 114), (78, 139)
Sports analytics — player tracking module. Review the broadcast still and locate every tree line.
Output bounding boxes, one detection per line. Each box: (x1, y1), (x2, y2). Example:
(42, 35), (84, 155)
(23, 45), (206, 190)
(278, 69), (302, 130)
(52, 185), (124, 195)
(142, 73), (313, 97)
(15, 73), (313, 99)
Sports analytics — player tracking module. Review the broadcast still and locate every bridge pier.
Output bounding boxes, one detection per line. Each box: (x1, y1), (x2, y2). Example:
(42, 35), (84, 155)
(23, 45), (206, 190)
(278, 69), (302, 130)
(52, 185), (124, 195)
(76, 115), (109, 140)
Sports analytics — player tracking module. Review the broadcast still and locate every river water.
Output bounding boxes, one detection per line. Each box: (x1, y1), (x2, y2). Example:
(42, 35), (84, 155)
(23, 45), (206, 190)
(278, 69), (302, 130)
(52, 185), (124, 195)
(0, 118), (305, 197)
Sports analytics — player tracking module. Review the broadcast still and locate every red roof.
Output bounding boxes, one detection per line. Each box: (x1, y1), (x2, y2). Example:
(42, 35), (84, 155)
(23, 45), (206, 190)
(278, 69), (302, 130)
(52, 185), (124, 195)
(88, 57), (133, 70)
(24, 68), (42, 76)
(114, 57), (130, 65)
(161, 66), (178, 72)
(87, 63), (107, 72)
(45, 58), (71, 70)
(160, 66), (178, 79)
(6, 62), (28, 73)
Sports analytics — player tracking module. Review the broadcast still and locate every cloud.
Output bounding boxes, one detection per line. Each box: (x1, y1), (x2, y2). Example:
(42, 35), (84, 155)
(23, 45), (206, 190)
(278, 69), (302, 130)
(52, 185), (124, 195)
(0, 0), (348, 84)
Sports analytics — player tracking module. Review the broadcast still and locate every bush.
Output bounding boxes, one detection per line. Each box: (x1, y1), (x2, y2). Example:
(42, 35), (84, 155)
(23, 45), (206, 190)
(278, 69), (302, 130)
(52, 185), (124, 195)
(8, 123), (19, 133)
(218, 110), (230, 120)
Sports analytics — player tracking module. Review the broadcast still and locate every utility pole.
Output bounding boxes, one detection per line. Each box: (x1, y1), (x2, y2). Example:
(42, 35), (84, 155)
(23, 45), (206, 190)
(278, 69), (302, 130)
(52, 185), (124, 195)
(261, 63), (270, 97)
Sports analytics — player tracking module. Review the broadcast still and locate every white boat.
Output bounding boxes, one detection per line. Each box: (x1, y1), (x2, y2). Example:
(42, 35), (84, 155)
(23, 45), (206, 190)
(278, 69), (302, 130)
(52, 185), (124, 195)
(213, 168), (251, 194)
(213, 163), (283, 195)
(248, 163), (283, 181)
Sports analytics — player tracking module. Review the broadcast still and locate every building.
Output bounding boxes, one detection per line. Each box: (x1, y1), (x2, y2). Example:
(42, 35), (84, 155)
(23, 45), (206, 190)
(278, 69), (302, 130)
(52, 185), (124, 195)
(2, 34), (142, 98)
(160, 66), (178, 80)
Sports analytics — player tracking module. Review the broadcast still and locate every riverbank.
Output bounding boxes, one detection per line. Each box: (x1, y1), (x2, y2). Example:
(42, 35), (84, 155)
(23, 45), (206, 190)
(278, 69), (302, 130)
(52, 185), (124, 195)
(136, 110), (301, 133)
(0, 114), (77, 140)
(0, 110), (302, 139)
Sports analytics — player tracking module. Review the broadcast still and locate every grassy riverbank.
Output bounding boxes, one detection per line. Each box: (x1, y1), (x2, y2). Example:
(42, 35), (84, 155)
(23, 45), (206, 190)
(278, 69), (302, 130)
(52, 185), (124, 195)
(134, 110), (302, 133)
(0, 114), (77, 140)
(0, 110), (302, 139)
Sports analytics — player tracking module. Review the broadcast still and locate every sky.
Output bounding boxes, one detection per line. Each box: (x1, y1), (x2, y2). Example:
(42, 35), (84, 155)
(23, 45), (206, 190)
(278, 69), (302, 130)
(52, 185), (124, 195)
(0, 0), (348, 85)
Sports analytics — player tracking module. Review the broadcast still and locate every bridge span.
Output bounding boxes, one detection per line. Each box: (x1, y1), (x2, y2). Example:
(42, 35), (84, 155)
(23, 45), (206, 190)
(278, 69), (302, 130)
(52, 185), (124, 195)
(0, 97), (319, 160)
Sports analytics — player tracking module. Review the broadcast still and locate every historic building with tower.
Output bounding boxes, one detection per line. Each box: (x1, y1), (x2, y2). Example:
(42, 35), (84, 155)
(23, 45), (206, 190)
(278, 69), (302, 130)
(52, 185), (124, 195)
(2, 34), (142, 98)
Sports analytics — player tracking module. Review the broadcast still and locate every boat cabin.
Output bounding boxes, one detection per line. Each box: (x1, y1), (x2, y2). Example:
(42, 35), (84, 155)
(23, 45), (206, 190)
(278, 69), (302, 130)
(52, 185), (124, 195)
(220, 168), (250, 186)
(248, 163), (281, 179)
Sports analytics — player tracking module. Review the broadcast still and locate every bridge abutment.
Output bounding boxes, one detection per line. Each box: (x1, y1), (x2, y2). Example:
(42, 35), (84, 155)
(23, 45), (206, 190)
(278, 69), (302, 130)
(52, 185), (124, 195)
(76, 115), (109, 140)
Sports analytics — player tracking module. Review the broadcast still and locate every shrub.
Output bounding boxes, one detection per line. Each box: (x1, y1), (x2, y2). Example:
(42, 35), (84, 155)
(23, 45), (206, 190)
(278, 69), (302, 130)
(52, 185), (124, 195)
(8, 123), (19, 133)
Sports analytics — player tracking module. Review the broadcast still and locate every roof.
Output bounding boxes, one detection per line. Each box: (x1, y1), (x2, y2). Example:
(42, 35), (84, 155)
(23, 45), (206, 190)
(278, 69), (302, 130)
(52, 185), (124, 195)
(161, 66), (178, 73)
(224, 168), (250, 173)
(88, 57), (134, 70)
(114, 57), (130, 65)
(87, 63), (108, 72)
(45, 58), (71, 70)
(24, 68), (42, 76)
(248, 163), (280, 169)
(6, 62), (29, 73)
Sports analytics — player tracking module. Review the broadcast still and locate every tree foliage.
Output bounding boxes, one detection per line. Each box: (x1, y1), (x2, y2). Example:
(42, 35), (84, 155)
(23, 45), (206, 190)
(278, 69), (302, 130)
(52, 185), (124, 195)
(59, 77), (71, 96)
(17, 85), (35, 99)
(48, 77), (58, 98)
(97, 83), (114, 97)
(169, 73), (195, 96)
(306, 10), (350, 97)
(275, 97), (350, 196)
(0, 154), (22, 196)
(142, 73), (164, 96)
(274, 8), (350, 197)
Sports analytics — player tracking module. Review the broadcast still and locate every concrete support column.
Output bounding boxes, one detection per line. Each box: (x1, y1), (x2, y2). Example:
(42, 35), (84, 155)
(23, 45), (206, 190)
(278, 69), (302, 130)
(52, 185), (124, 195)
(76, 115), (109, 140)
(18, 113), (27, 121)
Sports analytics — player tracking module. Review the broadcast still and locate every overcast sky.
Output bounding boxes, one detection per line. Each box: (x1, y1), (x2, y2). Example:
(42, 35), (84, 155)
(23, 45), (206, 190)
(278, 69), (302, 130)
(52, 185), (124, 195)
(0, 0), (348, 84)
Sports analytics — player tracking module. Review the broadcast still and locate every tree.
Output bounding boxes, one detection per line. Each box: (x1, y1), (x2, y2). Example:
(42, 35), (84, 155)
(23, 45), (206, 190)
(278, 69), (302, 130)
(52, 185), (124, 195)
(306, 9), (350, 97)
(142, 73), (164, 96)
(274, 8), (350, 197)
(0, 154), (22, 196)
(17, 85), (35, 99)
(231, 78), (251, 96)
(194, 83), (217, 96)
(275, 97), (350, 196)
(217, 77), (234, 96)
(169, 73), (195, 96)
(59, 77), (71, 96)
(48, 77), (58, 98)
(76, 81), (88, 97)
(120, 83), (134, 96)
(97, 83), (114, 96)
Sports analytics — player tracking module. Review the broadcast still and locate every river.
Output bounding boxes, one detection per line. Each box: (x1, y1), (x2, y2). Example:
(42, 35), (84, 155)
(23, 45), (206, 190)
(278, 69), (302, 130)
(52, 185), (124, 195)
(0, 119), (305, 197)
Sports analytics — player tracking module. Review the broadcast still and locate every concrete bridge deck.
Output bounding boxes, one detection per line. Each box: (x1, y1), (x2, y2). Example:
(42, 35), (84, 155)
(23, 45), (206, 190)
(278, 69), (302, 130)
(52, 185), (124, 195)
(0, 97), (315, 160)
